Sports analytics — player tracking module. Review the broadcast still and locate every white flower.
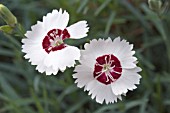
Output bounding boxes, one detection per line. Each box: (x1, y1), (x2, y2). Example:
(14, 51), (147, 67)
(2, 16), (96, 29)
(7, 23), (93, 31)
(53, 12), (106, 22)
(22, 9), (89, 75)
(73, 37), (142, 104)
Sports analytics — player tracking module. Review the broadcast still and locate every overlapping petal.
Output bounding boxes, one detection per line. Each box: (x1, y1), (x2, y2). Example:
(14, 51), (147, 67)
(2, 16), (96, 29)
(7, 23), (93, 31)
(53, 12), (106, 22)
(43, 9), (69, 31)
(67, 21), (89, 39)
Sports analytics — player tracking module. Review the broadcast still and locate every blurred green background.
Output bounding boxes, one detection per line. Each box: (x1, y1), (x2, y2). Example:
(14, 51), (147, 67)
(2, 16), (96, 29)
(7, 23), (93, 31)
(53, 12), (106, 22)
(0, 0), (170, 113)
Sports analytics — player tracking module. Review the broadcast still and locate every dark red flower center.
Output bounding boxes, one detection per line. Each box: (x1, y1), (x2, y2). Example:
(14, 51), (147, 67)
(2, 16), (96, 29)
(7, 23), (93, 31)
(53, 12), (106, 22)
(42, 29), (70, 53)
(93, 54), (122, 85)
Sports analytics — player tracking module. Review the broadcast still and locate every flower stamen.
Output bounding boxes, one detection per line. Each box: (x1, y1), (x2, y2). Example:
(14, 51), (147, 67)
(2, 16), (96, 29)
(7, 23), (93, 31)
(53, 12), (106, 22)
(96, 63), (104, 67)
(93, 54), (122, 85)
(95, 72), (104, 79)
(42, 29), (70, 53)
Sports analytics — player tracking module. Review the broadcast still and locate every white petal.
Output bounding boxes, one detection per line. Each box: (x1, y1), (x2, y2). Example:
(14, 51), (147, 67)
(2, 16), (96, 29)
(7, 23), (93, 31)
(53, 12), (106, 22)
(22, 22), (48, 66)
(111, 68), (142, 95)
(79, 38), (118, 69)
(24, 21), (46, 41)
(73, 65), (94, 88)
(45, 67), (58, 75)
(66, 21), (89, 39)
(86, 80), (121, 104)
(74, 65), (93, 73)
(22, 42), (47, 66)
(80, 39), (113, 69)
(44, 46), (80, 71)
(74, 73), (94, 88)
(111, 38), (137, 69)
(121, 60), (137, 69)
(36, 63), (46, 73)
(43, 9), (69, 31)
(36, 63), (59, 75)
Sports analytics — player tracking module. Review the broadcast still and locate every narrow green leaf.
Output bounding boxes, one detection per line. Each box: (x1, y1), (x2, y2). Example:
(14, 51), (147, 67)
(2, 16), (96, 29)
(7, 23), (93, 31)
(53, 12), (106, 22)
(105, 12), (116, 35)
(0, 92), (9, 101)
(30, 88), (45, 113)
(136, 52), (155, 70)
(0, 63), (22, 74)
(0, 48), (15, 57)
(125, 99), (148, 110)
(139, 92), (150, 113)
(120, 0), (150, 31)
(4, 34), (21, 48)
(58, 85), (78, 102)
(141, 4), (170, 67)
(95, 0), (112, 16)
(65, 97), (89, 113)
(77, 0), (89, 13)
(42, 80), (49, 113)
(0, 39), (15, 48)
(137, 37), (163, 53)
(33, 75), (41, 93)
(0, 76), (19, 99)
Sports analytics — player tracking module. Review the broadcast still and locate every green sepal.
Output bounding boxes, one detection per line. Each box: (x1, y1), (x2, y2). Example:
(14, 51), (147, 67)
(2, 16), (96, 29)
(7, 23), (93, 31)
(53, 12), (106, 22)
(0, 25), (14, 34)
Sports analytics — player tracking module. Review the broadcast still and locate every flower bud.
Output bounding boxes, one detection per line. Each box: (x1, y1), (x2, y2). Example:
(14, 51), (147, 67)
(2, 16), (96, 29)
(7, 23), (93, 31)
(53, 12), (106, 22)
(0, 4), (17, 26)
(148, 0), (163, 12)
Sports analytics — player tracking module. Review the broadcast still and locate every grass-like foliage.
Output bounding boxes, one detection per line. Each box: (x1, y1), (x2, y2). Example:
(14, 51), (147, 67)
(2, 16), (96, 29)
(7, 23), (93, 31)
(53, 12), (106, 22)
(0, 0), (170, 113)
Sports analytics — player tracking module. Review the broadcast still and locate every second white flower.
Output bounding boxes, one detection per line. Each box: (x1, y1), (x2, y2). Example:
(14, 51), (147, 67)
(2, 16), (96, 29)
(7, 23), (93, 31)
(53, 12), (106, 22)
(73, 37), (142, 104)
(22, 9), (89, 75)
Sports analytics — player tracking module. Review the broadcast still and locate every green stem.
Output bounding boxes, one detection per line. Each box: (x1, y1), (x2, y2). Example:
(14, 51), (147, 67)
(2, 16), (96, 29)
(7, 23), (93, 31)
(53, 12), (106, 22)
(156, 75), (164, 113)
(159, 19), (170, 70)
(43, 78), (49, 113)
(15, 23), (26, 38)
(30, 87), (45, 113)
